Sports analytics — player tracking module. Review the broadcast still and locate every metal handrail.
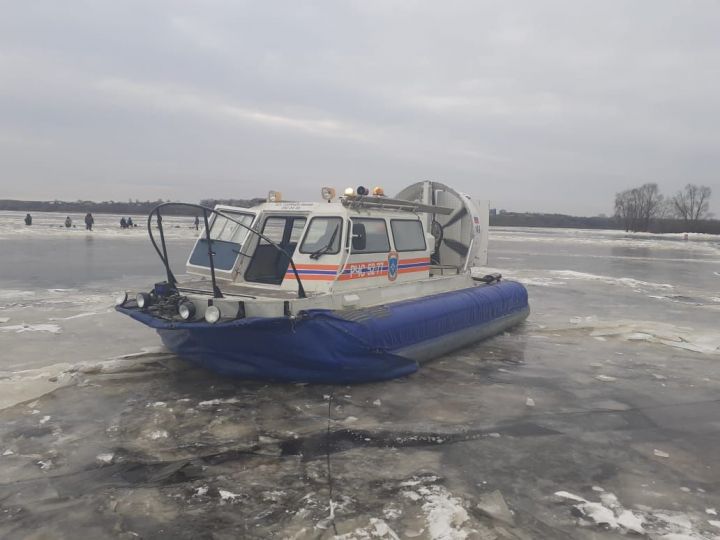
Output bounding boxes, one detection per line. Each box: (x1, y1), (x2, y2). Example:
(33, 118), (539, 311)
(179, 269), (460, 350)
(146, 202), (307, 299)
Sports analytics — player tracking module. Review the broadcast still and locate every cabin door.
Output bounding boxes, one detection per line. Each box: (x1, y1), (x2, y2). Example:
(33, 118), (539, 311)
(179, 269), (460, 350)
(244, 215), (307, 285)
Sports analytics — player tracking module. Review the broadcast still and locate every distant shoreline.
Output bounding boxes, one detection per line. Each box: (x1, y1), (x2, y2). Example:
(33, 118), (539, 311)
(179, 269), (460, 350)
(490, 212), (720, 234)
(0, 198), (263, 217)
(2, 200), (718, 234)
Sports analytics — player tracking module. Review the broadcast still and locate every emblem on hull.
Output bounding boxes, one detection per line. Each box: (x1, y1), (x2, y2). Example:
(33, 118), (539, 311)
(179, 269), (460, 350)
(387, 251), (399, 281)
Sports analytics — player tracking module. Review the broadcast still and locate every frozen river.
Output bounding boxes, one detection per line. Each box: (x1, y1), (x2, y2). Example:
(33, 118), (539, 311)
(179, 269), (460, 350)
(1, 212), (720, 539)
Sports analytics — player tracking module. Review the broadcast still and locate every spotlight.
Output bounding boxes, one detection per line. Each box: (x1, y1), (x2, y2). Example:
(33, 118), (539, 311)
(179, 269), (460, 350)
(205, 305), (221, 323)
(178, 301), (196, 320)
(136, 292), (152, 309)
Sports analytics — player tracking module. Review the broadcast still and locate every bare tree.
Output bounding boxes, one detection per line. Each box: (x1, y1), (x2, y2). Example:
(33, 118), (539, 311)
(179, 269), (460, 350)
(672, 184), (712, 227)
(614, 183), (664, 232)
(615, 189), (638, 231)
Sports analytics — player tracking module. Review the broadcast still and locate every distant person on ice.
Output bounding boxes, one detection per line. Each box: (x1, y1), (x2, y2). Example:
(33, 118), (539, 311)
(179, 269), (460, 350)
(65, 216), (72, 228)
(127, 217), (134, 227)
(194, 216), (200, 230)
(24, 213), (32, 226)
(85, 213), (94, 231)
(120, 217), (127, 229)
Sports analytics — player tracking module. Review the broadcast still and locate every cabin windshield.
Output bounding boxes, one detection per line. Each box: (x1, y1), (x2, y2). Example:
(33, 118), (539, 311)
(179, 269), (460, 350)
(188, 211), (254, 271)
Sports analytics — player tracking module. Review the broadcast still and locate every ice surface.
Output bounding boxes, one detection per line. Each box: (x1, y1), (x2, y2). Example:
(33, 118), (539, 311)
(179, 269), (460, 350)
(1, 220), (719, 538)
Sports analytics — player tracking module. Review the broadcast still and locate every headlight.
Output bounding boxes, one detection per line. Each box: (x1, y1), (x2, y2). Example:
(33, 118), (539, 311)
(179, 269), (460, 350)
(136, 292), (152, 309)
(115, 292), (128, 306)
(204, 305), (221, 324)
(178, 301), (196, 320)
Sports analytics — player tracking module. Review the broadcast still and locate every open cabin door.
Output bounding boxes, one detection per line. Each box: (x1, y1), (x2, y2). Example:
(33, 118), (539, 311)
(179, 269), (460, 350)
(244, 215), (307, 285)
(396, 181), (488, 270)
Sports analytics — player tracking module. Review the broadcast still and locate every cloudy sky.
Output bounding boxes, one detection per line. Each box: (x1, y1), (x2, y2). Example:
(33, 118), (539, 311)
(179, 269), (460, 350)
(1, 1), (718, 215)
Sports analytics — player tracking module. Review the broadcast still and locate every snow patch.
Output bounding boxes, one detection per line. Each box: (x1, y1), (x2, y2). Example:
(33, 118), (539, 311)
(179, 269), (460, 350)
(219, 489), (241, 502)
(555, 490), (643, 533)
(48, 312), (97, 321)
(554, 489), (716, 538)
(334, 518), (400, 540)
(96, 453), (114, 464)
(0, 323), (62, 334)
(198, 398), (241, 408)
(421, 486), (470, 540)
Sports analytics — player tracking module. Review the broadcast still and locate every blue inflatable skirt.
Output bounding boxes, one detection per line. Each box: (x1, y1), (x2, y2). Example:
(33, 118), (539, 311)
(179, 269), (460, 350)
(117, 281), (529, 383)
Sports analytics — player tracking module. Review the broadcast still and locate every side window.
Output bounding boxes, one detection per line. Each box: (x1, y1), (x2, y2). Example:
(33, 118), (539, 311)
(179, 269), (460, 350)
(391, 220), (427, 252)
(259, 216), (306, 246)
(289, 218), (307, 243)
(300, 217), (342, 254)
(260, 217), (287, 244)
(352, 218), (390, 253)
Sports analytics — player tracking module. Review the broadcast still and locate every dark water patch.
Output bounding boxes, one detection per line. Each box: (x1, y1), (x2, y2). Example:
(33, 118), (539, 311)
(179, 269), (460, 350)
(281, 422), (563, 460)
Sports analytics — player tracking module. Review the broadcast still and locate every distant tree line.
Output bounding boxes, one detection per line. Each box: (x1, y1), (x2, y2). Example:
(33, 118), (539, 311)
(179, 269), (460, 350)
(199, 198), (265, 209)
(614, 183), (713, 232)
(490, 212), (720, 234)
(0, 197), (264, 216)
(490, 212), (617, 230)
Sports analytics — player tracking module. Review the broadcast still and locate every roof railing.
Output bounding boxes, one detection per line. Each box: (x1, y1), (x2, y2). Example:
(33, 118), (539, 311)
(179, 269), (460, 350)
(340, 195), (453, 215)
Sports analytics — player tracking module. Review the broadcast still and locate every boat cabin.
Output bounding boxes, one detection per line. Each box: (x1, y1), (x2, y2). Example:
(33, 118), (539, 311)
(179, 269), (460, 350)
(183, 182), (489, 299)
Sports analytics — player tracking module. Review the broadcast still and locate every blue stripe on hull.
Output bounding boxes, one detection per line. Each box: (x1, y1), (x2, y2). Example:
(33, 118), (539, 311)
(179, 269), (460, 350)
(116, 280), (529, 383)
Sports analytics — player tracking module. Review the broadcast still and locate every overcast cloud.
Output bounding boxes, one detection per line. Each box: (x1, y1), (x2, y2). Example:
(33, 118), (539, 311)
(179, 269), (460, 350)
(1, 0), (719, 215)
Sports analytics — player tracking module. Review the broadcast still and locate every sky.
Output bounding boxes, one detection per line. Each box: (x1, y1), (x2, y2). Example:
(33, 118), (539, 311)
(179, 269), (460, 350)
(1, 1), (719, 216)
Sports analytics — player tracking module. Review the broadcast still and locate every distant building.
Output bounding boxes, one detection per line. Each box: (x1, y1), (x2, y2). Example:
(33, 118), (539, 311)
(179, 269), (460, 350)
(489, 208), (497, 216)
(499, 209), (507, 215)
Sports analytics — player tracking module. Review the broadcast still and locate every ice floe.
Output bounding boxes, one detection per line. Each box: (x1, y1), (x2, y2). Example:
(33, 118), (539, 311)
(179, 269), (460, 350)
(551, 270), (675, 291)
(564, 316), (720, 355)
(554, 489), (719, 538)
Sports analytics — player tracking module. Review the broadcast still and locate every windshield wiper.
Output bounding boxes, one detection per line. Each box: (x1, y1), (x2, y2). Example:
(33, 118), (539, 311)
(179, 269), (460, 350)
(310, 224), (340, 260)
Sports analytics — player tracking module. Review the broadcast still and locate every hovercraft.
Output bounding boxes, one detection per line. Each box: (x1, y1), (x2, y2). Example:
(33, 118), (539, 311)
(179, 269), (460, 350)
(115, 181), (529, 383)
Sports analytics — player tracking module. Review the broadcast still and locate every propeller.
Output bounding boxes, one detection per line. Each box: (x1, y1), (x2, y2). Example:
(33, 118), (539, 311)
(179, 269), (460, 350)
(442, 205), (467, 229)
(443, 238), (469, 257)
